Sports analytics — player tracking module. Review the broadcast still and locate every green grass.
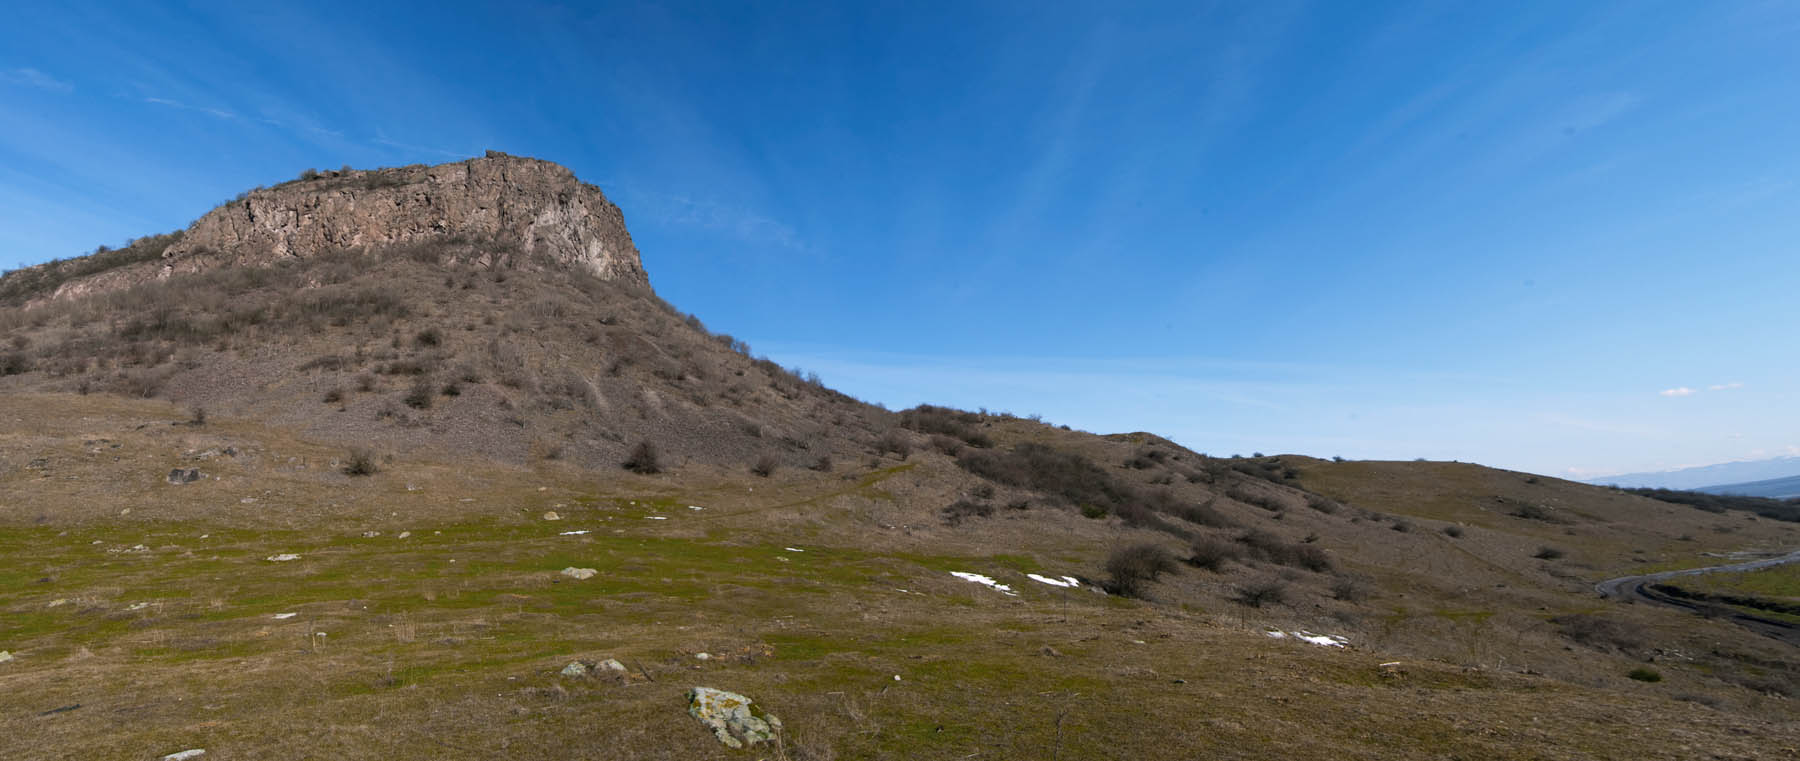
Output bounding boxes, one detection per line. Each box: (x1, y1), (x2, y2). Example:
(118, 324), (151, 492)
(1679, 561), (1800, 600)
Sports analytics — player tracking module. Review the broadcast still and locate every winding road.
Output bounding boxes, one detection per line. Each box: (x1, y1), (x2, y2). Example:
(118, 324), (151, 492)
(1596, 549), (1800, 645)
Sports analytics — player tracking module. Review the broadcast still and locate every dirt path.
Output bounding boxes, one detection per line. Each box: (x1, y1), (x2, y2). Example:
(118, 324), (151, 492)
(1596, 549), (1800, 645)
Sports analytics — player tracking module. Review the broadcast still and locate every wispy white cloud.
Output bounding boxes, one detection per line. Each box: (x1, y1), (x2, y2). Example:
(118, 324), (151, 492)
(1659, 386), (1695, 397)
(371, 135), (472, 160)
(1708, 381), (1744, 391)
(144, 96), (237, 120)
(1, 68), (72, 92)
(617, 187), (804, 251)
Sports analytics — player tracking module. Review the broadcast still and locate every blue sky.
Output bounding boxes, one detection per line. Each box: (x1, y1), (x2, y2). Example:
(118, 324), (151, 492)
(2, 1), (1797, 479)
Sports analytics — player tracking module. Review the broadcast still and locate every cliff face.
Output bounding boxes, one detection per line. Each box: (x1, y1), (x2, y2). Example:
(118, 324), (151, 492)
(42, 152), (647, 303)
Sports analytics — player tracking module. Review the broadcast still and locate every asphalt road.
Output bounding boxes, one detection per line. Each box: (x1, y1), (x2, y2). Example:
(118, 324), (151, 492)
(1596, 549), (1800, 645)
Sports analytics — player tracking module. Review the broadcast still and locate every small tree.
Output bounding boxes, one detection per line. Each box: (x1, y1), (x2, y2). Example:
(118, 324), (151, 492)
(622, 441), (661, 474)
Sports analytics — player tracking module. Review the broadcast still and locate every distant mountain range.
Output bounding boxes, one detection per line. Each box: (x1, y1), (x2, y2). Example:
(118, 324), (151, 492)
(1696, 474), (1800, 500)
(1586, 456), (1800, 491)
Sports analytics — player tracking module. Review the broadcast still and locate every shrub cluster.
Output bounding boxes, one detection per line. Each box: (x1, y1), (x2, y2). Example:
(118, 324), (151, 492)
(941, 499), (994, 526)
(1552, 614), (1642, 653)
(1620, 487), (1800, 523)
(898, 405), (994, 448)
(1235, 530), (1332, 572)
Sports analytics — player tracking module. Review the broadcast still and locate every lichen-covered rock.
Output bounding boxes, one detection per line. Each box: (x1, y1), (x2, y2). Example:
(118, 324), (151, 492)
(560, 661), (591, 678)
(560, 567), (596, 580)
(687, 686), (782, 749)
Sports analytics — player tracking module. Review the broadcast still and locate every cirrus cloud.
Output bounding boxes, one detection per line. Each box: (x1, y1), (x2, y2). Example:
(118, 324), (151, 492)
(1659, 387), (1695, 397)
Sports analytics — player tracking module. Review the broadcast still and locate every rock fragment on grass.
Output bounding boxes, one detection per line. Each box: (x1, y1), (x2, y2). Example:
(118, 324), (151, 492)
(560, 661), (591, 678)
(561, 567), (597, 580)
(161, 751), (205, 761)
(0, 651), (13, 663)
(688, 686), (782, 749)
(266, 553), (301, 562)
(166, 468), (203, 485)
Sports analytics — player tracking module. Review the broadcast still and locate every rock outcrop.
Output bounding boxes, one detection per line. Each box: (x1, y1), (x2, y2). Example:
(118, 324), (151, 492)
(39, 152), (647, 304)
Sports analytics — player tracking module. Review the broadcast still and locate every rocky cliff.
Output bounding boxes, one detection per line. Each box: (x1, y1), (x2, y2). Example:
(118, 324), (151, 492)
(36, 152), (647, 303)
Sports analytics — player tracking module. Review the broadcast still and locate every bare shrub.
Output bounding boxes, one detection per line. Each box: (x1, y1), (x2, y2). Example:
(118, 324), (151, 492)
(403, 378), (434, 409)
(750, 454), (778, 478)
(929, 434), (965, 457)
(809, 455), (833, 472)
(1103, 543), (1179, 598)
(941, 499), (994, 526)
(1330, 578), (1370, 602)
(1236, 530), (1332, 572)
(1233, 581), (1289, 608)
(1552, 614), (1642, 653)
(897, 405), (993, 448)
(1534, 546), (1565, 560)
(622, 441), (661, 474)
(343, 448), (379, 476)
(1187, 537), (1242, 571)
(874, 430), (912, 459)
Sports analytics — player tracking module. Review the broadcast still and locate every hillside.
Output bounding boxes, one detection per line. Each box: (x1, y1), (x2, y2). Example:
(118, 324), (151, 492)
(2, 156), (1797, 760)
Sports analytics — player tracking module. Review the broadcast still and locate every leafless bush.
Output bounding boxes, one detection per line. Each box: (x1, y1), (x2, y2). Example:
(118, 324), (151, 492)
(1330, 578), (1370, 602)
(343, 448), (379, 476)
(1233, 580), (1289, 608)
(1552, 614), (1641, 653)
(1104, 543), (1180, 598)
(622, 441), (661, 474)
(941, 499), (994, 526)
(1187, 537), (1242, 571)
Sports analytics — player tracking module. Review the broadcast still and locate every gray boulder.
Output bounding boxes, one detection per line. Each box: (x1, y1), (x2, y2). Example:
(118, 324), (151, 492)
(687, 687), (782, 749)
(166, 468), (203, 485)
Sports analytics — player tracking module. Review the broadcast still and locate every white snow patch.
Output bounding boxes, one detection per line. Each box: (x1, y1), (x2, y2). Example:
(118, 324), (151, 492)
(1027, 573), (1078, 588)
(784, 547), (805, 552)
(272, 613), (297, 620)
(1293, 631), (1348, 647)
(162, 750), (206, 761)
(266, 553), (301, 562)
(950, 572), (1017, 596)
(559, 530), (590, 535)
(688, 505), (705, 511)
(644, 516), (667, 520)
(1265, 629), (1347, 647)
